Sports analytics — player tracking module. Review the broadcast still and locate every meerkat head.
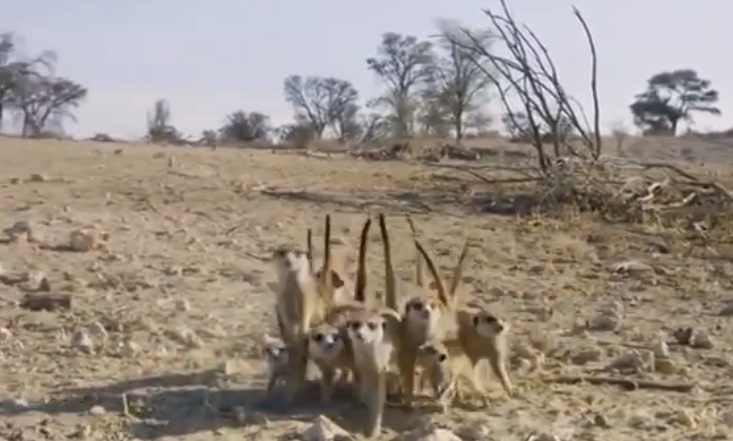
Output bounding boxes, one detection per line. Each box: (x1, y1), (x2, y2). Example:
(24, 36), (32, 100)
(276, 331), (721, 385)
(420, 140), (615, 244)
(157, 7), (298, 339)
(262, 334), (290, 371)
(471, 311), (509, 339)
(404, 295), (442, 329)
(345, 309), (400, 345)
(307, 324), (345, 361)
(272, 246), (310, 278)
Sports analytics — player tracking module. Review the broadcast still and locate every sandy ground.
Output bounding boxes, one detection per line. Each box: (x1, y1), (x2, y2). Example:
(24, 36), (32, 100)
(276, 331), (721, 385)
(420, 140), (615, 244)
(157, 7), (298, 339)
(1, 138), (733, 441)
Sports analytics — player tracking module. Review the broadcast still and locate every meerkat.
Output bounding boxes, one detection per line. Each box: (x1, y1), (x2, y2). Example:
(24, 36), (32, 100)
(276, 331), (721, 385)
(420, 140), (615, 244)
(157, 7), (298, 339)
(308, 216), (353, 307)
(306, 322), (356, 403)
(415, 339), (457, 413)
(262, 334), (291, 397)
(305, 216), (375, 403)
(345, 307), (402, 438)
(378, 213), (469, 408)
(452, 304), (513, 404)
(271, 215), (336, 404)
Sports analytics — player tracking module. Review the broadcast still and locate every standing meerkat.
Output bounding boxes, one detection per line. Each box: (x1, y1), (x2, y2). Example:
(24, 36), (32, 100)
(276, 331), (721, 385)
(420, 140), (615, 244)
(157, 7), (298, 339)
(346, 307), (402, 438)
(378, 213), (469, 408)
(453, 304), (513, 404)
(271, 214), (336, 404)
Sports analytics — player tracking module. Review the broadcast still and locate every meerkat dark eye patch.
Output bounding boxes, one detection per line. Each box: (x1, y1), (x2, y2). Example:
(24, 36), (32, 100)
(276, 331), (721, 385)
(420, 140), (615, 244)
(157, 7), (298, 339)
(408, 302), (424, 312)
(350, 321), (362, 330)
(437, 353), (447, 362)
(330, 271), (345, 288)
(314, 333), (324, 343)
(367, 322), (378, 331)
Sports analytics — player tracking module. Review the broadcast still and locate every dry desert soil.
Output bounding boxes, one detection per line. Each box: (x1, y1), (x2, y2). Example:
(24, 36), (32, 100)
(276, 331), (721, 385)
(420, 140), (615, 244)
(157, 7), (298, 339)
(1, 138), (733, 441)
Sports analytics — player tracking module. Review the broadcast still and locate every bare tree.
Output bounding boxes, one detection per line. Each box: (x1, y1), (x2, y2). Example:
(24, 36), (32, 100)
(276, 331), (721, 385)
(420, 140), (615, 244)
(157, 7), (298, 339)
(220, 110), (270, 142)
(146, 99), (179, 142)
(367, 32), (435, 138)
(283, 75), (359, 138)
(433, 21), (495, 141)
(450, 0), (601, 171)
(11, 75), (86, 137)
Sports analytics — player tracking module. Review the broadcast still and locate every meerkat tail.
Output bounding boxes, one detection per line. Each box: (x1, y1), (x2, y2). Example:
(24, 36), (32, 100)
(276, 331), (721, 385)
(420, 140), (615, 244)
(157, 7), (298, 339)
(354, 216), (372, 303)
(405, 214), (424, 288)
(447, 239), (470, 303)
(307, 228), (314, 274)
(378, 214), (397, 311)
(414, 240), (449, 308)
(320, 214), (333, 306)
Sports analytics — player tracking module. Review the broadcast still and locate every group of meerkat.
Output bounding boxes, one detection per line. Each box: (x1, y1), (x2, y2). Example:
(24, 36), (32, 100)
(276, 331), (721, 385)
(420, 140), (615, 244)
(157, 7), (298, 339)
(266, 213), (513, 438)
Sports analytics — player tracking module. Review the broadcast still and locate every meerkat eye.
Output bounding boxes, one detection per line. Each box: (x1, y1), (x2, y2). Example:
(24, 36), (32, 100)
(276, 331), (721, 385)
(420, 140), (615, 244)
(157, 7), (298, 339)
(314, 333), (324, 342)
(350, 321), (361, 330)
(437, 354), (447, 362)
(410, 302), (423, 312)
(367, 322), (378, 331)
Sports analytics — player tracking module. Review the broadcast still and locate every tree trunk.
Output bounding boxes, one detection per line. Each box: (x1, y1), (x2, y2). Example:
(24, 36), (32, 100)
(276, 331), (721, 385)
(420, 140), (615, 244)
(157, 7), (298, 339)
(454, 109), (464, 141)
(670, 116), (679, 136)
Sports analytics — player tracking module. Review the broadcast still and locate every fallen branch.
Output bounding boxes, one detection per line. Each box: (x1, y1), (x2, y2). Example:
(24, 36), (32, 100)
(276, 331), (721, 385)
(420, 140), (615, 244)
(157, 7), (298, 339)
(545, 375), (696, 393)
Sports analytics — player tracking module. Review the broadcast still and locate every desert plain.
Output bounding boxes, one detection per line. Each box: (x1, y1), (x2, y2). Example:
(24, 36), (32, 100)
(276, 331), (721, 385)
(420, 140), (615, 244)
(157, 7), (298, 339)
(1, 137), (733, 441)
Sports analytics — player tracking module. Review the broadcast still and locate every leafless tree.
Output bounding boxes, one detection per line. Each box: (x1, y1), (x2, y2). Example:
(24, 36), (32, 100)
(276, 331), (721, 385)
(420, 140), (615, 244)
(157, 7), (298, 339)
(367, 32), (435, 138)
(450, 0), (602, 172)
(283, 75), (359, 139)
(432, 21), (495, 141)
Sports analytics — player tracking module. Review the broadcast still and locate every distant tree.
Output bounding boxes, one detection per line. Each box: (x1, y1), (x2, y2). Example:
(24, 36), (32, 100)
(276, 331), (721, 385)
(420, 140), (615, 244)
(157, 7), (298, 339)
(146, 99), (179, 142)
(220, 110), (270, 142)
(367, 32), (435, 138)
(283, 75), (359, 138)
(502, 111), (574, 144)
(11, 75), (86, 137)
(630, 69), (720, 136)
(277, 123), (316, 149)
(433, 21), (495, 140)
(416, 91), (450, 137)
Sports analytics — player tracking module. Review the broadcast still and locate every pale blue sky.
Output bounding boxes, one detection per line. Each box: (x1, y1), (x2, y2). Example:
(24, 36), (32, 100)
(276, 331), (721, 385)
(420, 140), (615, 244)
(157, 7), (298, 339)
(4, 0), (730, 139)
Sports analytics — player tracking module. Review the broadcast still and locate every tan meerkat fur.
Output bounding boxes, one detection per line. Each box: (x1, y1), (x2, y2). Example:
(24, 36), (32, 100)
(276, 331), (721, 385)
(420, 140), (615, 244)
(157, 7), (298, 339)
(379, 213), (469, 408)
(305, 217), (374, 403)
(308, 218), (352, 307)
(451, 304), (513, 405)
(345, 307), (402, 438)
(415, 339), (457, 413)
(261, 334), (290, 397)
(271, 215), (336, 404)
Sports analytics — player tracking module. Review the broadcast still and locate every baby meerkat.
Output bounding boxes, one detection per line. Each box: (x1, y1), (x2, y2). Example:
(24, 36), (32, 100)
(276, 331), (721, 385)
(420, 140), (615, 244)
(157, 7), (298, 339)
(453, 304), (513, 405)
(262, 334), (290, 397)
(416, 339), (456, 413)
(378, 213), (469, 408)
(306, 323), (355, 403)
(346, 307), (402, 438)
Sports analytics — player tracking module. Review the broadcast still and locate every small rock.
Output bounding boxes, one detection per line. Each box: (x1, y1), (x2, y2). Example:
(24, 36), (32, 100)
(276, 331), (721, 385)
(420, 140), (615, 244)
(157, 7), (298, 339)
(69, 229), (101, 252)
(570, 347), (603, 365)
(174, 299), (190, 312)
(29, 173), (47, 182)
(400, 426), (461, 441)
(301, 415), (353, 441)
(71, 329), (94, 354)
(523, 433), (561, 441)
(690, 328), (713, 349)
(163, 265), (183, 276)
(119, 340), (140, 357)
(668, 409), (697, 428)
(594, 413), (611, 428)
(455, 422), (491, 440)
(651, 339), (669, 358)
(89, 405), (106, 416)
(654, 357), (677, 374)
